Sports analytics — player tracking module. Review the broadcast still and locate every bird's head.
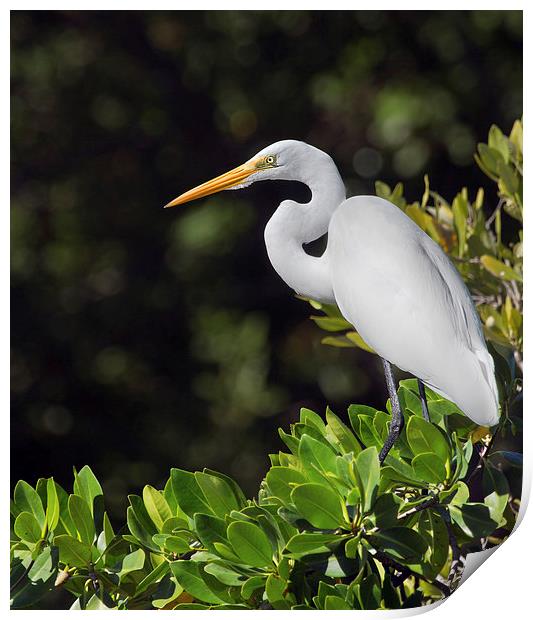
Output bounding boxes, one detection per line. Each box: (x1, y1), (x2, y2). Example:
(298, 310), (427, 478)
(164, 140), (325, 208)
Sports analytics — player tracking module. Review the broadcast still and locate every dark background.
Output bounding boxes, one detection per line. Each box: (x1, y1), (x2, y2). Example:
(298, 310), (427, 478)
(11, 10), (522, 521)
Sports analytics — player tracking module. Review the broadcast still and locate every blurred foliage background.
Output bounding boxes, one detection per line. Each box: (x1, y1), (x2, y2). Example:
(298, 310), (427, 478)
(11, 10), (522, 521)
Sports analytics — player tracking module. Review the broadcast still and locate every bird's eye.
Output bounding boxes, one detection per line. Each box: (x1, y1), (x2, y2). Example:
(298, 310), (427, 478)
(254, 155), (277, 169)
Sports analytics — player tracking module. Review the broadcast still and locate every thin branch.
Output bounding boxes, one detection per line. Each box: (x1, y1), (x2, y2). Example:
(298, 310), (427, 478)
(485, 198), (504, 229)
(372, 548), (451, 597)
(398, 494), (439, 520)
(514, 350), (523, 373)
(451, 256), (481, 265)
(510, 278), (522, 309)
(10, 560), (34, 593)
(471, 293), (502, 308)
(502, 280), (521, 311)
(436, 506), (464, 591)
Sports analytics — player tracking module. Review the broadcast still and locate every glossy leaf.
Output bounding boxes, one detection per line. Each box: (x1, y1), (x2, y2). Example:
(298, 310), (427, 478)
(170, 561), (226, 605)
(368, 527), (428, 563)
(170, 468), (212, 517)
(291, 483), (346, 529)
(353, 447), (380, 513)
(14, 512), (42, 545)
(54, 535), (92, 566)
(406, 416), (450, 463)
(142, 486), (173, 530)
(14, 481), (46, 533)
(227, 520), (273, 567)
(68, 495), (95, 545)
(412, 452), (447, 484)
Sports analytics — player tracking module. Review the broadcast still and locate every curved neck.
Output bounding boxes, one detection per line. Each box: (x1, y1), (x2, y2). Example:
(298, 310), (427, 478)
(264, 158), (345, 304)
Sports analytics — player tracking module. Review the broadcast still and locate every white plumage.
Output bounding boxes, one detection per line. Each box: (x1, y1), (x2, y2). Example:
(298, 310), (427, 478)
(165, 139), (499, 428)
(328, 196), (499, 425)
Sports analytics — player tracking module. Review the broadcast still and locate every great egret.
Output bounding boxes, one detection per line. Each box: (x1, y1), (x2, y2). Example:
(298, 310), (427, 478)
(165, 140), (499, 461)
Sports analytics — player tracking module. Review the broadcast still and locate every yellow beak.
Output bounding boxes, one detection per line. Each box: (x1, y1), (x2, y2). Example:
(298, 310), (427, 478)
(164, 160), (258, 208)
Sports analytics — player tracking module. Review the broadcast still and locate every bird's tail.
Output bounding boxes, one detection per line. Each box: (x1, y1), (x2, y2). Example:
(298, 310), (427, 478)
(425, 346), (500, 427)
(473, 346), (500, 426)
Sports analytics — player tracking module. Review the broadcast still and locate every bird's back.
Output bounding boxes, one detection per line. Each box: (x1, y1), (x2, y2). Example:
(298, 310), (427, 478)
(327, 195), (499, 426)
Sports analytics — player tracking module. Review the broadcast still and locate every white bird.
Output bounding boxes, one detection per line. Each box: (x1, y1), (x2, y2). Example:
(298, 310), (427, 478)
(165, 140), (499, 460)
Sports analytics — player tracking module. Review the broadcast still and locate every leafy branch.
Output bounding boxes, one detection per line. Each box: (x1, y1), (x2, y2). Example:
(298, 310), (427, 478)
(11, 381), (518, 609)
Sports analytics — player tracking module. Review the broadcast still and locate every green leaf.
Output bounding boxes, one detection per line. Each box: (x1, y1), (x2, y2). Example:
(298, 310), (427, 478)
(194, 513), (228, 552)
(321, 335), (357, 348)
(483, 463), (510, 524)
(153, 533), (190, 554)
(357, 574), (382, 610)
(85, 595), (113, 610)
(353, 447), (380, 513)
(203, 468), (247, 507)
(324, 594), (351, 610)
(285, 532), (344, 556)
(226, 520), (273, 567)
(265, 467), (306, 503)
(212, 541), (242, 563)
(126, 495), (159, 552)
(241, 575), (266, 599)
(204, 562), (245, 586)
(310, 315), (352, 332)
(142, 485), (173, 531)
(370, 494), (402, 529)
(170, 561), (226, 605)
(480, 255), (522, 282)
(102, 512), (115, 548)
(298, 434), (338, 481)
(45, 479), (60, 532)
(497, 161), (519, 194)
(406, 416), (450, 463)
(488, 124), (510, 162)
(151, 573), (184, 609)
(54, 534), (92, 566)
(368, 527), (428, 563)
(278, 429), (300, 454)
(118, 549), (145, 576)
(412, 452), (447, 484)
(170, 468), (212, 517)
(135, 560), (170, 596)
(68, 495), (95, 545)
(10, 547), (58, 609)
(54, 483), (77, 538)
(414, 509), (449, 579)
(477, 144), (504, 176)
(14, 481), (46, 533)
(291, 483), (346, 529)
(73, 466), (103, 517)
(28, 544), (58, 582)
(300, 407), (327, 432)
(194, 471), (240, 517)
(265, 574), (289, 608)
(326, 409), (362, 456)
(452, 194), (468, 257)
(14, 512), (42, 545)
(449, 503), (498, 538)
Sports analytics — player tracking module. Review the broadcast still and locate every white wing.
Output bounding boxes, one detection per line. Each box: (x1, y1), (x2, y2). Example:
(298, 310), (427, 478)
(327, 195), (499, 426)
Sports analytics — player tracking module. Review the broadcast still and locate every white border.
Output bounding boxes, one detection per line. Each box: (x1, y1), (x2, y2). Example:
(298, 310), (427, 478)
(5, 3), (529, 617)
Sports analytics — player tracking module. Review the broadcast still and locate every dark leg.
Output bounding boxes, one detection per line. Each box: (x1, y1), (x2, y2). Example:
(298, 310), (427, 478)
(418, 379), (430, 422)
(379, 358), (404, 464)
